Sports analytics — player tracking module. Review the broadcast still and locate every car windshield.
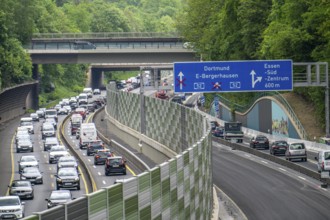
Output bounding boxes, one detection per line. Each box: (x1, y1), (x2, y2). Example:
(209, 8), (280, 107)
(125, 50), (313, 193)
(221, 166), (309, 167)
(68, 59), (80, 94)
(43, 126), (53, 131)
(324, 152), (330, 160)
(21, 157), (36, 162)
(21, 121), (32, 126)
(51, 146), (66, 152)
(110, 158), (122, 165)
(256, 136), (267, 141)
(50, 191), (71, 200)
(98, 151), (110, 157)
(0, 198), (20, 206)
(46, 111), (57, 116)
(290, 143), (305, 150)
(59, 157), (74, 162)
(12, 181), (30, 187)
(276, 142), (288, 146)
(58, 169), (77, 176)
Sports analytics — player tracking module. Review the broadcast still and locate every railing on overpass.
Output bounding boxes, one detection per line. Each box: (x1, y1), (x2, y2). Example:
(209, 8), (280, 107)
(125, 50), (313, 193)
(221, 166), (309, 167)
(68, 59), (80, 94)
(31, 32), (180, 39)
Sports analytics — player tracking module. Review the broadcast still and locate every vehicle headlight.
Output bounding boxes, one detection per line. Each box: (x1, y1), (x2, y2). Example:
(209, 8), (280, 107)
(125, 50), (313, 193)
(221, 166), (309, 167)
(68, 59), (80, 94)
(14, 209), (21, 212)
(50, 155), (54, 158)
(57, 178), (62, 183)
(75, 177), (79, 181)
(21, 176), (26, 179)
(36, 175), (42, 179)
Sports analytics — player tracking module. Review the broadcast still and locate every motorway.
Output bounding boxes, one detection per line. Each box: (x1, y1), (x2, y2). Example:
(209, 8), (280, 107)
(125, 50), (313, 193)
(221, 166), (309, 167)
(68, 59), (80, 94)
(1, 90), (330, 218)
(213, 142), (330, 219)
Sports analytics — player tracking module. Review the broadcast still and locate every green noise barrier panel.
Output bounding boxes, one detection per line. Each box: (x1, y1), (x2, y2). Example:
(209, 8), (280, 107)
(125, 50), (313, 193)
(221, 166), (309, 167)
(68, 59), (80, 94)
(24, 84), (212, 220)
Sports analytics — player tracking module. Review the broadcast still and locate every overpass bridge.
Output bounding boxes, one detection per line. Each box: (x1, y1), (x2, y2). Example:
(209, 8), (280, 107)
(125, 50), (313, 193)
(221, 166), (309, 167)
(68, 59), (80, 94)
(26, 32), (199, 64)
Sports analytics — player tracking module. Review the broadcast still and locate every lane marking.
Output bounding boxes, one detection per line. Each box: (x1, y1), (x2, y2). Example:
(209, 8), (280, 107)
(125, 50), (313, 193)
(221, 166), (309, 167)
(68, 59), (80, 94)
(98, 172), (101, 176)
(6, 134), (15, 196)
(298, 176), (306, 181)
(244, 154), (251, 157)
(261, 160), (268, 164)
(278, 168), (287, 172)
(102, 180), (106, 185)
(88, 159), (91, 162)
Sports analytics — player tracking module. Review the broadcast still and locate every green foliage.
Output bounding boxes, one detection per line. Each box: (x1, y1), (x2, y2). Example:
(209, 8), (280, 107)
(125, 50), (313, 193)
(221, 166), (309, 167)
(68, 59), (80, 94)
(178, 0), (330, 130)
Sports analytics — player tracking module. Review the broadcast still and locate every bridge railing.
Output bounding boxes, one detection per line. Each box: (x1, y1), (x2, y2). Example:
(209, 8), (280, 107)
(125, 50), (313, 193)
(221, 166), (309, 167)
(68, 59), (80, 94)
(32, 32), (180, 39)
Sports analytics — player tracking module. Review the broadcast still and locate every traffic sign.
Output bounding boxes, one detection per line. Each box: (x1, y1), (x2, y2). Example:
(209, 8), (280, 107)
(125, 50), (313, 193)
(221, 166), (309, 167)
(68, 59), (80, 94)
(214, 96), (219, 112)
(174, 60), (293, 93)
(200, 96), (205, 104)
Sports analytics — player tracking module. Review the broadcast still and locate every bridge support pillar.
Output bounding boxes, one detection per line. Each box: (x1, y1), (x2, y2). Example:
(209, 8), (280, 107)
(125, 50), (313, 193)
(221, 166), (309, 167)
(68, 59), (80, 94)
(91, 68), (103, 89)
(28, 64), (39, 110)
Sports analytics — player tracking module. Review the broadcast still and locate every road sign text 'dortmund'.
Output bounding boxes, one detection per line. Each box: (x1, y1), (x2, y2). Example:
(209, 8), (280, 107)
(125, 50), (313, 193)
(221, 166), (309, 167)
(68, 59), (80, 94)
(174, 60), (293, 93)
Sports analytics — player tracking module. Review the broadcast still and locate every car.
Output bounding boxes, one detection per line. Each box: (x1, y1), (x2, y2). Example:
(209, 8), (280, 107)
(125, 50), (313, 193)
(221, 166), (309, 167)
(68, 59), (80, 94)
(44, 137), (59, 151)
(20, 117), (34, 134)
(105, 156), (127, 176)
(94, 149), (113, 165)
(45, 109), (58, 122)
(155, 90), (168, 100)
(58, 108), (68, 115)
(93, 88), (101, 95)
(20, 167), (43, 184)
(36, 110), (45, 119)
(87, 141), (104, 156)
(18, 155), (39, 173)
(171, 96), (183, 104)
(315, 150), (330, 173)
(250, 135), (270, 149)
(45, 118), (57, 129)
(270, 140), (289, 156)
(8, 180), (34, 200)
(45, 190), (75, 209)
(55, 167), (80, 190)
(54, 104), (62, 112)
(86, 104), (95, 113)
(75, 107), (87, 120)
(73, 41), (96, 50)
(49, 145), (70, 164)
(63, 105), (72, 113)
(0, 196), (25, 219)
(57, 156), (78, 171)
(15, 131), (30, 144)
(285, 142), (307, 162)
(62, 98), (70, 106)
(210, 121), (219, 131)
(30, 113), (39, 122)
(212, 126), (224, 138)
(16, 140), (33, 153)
(41, 123), (56, 139)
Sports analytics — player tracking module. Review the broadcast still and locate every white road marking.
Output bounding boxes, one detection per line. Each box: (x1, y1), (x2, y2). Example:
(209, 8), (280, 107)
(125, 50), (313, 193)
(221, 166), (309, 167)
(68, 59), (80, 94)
(261, 160), (268, 164)
(320, 187), (327, 191)
(93, 165), (96, 168)
(49, 167), (52, 171)
(278, 168), (287, 172)
(88, 159), (91, 162)
(298, 176), (306, 180)
(244, 154), (251, 157)
(102, 180), (106, 185)
(98, 172), (101, 176)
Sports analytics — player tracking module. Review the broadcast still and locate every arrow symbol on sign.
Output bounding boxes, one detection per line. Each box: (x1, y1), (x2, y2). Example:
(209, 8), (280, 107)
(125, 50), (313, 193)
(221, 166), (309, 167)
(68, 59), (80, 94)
(178, 72), (184, 90)
(250, 70), (262, 88)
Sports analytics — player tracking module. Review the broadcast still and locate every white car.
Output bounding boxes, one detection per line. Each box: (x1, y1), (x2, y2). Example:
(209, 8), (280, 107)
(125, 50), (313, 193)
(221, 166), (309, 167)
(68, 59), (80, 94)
(0, 196), (25, 219)
(49, 145), (70, 164)
(18, 155), (39, 173)
(93, 88), (101, 95)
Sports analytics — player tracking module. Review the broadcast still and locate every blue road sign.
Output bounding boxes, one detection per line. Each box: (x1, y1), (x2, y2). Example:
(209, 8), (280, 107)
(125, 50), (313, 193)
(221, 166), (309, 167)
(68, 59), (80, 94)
(174, 60), (293, 93)
(214, 96), (219, 112)
(200, 96), (205, 104)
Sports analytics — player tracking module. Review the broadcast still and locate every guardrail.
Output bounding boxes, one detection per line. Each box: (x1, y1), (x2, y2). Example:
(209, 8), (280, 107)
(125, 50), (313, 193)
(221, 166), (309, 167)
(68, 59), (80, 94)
(32, 32), (180, 39)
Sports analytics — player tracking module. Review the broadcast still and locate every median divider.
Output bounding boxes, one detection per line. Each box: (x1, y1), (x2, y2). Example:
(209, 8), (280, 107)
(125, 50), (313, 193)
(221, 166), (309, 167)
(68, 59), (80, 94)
(213, 137), (330, 185)
(59, 113), (96, 193)
(92, 106), (150, 174)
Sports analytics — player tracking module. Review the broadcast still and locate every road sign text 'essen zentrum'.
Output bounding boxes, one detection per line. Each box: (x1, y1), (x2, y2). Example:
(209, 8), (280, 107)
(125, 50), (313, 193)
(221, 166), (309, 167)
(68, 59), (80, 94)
(174, 60), (293, 93)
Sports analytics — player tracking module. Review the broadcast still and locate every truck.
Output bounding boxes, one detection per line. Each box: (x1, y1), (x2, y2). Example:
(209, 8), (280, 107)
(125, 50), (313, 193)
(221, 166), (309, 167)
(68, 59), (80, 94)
(70, 114), (83, 135)
(78, 123), (98, 149)
(223, 122), (244, 143)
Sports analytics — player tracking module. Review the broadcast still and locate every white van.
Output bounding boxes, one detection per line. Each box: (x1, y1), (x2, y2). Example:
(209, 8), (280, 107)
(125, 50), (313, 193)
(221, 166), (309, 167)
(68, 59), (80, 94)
(20, 117), (34, 134)
(315, 150), (330, 172)
(79, 123), (97, 149)
(78, 93), (88, 105)
(83, 88), (93, 98)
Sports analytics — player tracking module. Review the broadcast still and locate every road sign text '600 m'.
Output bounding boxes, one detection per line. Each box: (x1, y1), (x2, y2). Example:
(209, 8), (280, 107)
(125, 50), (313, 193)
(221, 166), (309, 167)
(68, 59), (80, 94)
(174, 60), (293, 93)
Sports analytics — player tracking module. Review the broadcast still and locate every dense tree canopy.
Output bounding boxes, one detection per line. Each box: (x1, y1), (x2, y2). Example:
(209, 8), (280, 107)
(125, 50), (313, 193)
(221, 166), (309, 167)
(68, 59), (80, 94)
(178, 0), (330, 129)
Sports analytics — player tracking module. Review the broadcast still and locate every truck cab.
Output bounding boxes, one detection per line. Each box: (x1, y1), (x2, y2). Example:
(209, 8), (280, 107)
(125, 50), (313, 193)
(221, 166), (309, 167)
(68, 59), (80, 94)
(223, 122), (244, 143)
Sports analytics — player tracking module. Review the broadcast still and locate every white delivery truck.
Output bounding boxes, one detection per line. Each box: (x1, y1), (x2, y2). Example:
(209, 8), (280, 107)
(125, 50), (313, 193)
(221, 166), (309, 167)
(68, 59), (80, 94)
(79, 123), (98, 149)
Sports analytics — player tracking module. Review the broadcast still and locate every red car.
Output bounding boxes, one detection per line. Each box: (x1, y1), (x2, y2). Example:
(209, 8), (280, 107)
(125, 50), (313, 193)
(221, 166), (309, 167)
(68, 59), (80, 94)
(155, 90), (168, 100)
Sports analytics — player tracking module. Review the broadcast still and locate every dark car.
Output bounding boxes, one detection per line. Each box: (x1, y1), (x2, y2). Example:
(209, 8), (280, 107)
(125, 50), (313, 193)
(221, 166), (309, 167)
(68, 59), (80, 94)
(212, 126), (224, 138)
(45, 190), (75, 209)
(20, 167), (43, 184)
(105, 156), (127, 176)
(8, 180), (34, 200)
(73, 41), (96, 50)
(87, 141), (104, 156)
(94, 149), (113, 165)
(270, 140), (289, 155)
(210, 121), (219, 131)
(171, 96), (183, 104)
(86, 104), (95, 113)
(250, 135), (270, 149)
(55, 167), (80, 190)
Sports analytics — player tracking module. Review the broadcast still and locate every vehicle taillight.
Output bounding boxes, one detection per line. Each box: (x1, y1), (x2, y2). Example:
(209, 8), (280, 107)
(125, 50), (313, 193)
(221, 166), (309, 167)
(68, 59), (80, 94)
(95, 155), (100, 159)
